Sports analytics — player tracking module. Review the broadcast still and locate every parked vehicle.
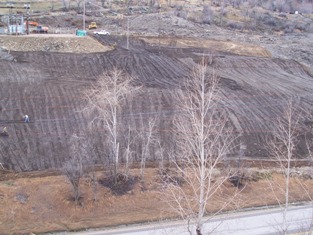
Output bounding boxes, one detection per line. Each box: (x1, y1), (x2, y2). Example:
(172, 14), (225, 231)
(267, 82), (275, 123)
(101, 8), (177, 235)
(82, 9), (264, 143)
(34, 25), (48, 33)
(24, 21), (39, 27)
(88, 22), (97, 30)
(93, 30), (110, 35)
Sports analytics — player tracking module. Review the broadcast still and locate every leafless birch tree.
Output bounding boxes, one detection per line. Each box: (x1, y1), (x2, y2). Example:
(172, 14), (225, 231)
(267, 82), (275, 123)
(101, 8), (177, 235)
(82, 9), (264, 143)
(163, 61), (237, 235)
(138, 116), (157, 180)
(84, 68), (139, 184)
(122, 126), (136, 178)
(267, 100), (301, 235)
(61, 0), (72, 11)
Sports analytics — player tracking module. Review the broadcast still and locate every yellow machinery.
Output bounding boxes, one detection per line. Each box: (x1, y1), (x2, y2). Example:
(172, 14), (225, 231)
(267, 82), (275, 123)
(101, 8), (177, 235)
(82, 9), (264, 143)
(88, 22), (97, 30)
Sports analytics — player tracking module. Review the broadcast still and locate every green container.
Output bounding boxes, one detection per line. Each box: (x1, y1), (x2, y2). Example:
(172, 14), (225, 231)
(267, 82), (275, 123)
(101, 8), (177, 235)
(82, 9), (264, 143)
(76, 30), (87, 36)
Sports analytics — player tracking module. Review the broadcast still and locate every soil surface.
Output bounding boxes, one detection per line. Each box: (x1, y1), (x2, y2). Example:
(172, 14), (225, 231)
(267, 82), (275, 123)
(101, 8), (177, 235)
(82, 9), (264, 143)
(35, 10), (313, 70)
(0, 35), (111, 53)
(0, 34), (313, 172)
(0, 5), (313, 235)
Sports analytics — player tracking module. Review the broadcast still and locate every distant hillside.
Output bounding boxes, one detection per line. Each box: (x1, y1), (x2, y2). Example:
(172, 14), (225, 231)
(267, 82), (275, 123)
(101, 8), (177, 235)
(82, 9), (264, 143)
(1, 0), (312, 34)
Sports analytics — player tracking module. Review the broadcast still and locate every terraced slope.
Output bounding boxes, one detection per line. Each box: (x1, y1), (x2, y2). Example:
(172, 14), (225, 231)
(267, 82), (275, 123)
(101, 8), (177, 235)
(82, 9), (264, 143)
(0, 36), (312, 171)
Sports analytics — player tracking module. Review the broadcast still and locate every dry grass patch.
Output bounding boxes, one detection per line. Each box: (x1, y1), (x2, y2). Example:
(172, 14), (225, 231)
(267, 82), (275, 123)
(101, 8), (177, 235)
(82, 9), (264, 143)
(141, 36), (271, 57)
(0, 168), (313, 234)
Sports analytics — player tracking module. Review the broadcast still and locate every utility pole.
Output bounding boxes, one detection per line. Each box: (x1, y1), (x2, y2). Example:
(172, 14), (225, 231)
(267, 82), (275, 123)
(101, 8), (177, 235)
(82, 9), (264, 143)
(126, 16), (129, 50)
(126, 0), (130, 50)
(83, 0), (86, 31)
(26, 14), (29, 35)
(8, 4), (14, 34)
(24, 4), (30, 35)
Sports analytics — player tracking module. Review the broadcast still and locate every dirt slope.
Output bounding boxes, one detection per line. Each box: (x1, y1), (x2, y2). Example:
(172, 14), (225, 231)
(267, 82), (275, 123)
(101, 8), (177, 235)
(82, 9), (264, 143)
(0, 35), (312, 172)
(140, 36), (271, 57)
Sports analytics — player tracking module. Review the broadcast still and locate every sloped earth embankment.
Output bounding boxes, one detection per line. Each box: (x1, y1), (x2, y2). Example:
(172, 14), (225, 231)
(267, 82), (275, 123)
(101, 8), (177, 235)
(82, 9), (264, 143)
(0, 35), (313, 171)
(0, 35), (111, 53)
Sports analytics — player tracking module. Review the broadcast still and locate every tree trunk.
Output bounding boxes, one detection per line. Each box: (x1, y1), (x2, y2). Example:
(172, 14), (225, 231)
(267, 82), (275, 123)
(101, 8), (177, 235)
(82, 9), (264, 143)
(196, 227), (202, 235)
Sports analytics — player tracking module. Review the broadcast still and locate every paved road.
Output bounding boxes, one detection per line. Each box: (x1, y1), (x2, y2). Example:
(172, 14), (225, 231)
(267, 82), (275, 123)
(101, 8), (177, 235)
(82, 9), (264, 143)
(63, 204), (313, 235)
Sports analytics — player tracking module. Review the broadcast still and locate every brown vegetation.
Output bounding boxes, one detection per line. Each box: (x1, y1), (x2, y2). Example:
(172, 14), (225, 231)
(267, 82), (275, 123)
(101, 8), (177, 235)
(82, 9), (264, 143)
(0, 168), (313, 234)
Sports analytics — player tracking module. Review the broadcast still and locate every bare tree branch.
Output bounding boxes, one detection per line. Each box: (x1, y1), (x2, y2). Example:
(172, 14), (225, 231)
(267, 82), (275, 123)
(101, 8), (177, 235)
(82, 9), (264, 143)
(267, 99), (301, 234)
(62, 134), (91, 204)
(162, 60), (238, 235)
(83, 68), (140, 184)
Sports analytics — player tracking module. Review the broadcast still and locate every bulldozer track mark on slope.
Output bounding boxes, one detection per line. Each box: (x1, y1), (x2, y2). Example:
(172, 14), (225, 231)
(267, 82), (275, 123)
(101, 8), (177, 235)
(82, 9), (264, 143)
(0, 36), (313, 171)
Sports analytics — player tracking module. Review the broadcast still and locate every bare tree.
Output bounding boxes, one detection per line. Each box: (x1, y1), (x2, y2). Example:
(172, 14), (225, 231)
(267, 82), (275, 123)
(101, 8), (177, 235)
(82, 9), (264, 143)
(51, 0), (55, 11)
(62, 134), (90, 204)
(163, 60), (238, 235)
(61, 0), (72, 11)
(138, 116), (157, 180)
(156, 139), (165, 172)
(84, 68), (139, 184)
(202, 5), (214, 24)
(73, 0), (84, 13)
(231, 0), (242, 8)
(101, 0), (106, 8)
(267, 99), (300, 234)
(122, 126), (136, 178)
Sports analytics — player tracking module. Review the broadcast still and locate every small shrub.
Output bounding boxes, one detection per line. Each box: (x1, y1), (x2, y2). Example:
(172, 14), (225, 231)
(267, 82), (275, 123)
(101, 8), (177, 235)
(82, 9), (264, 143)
(159, 168), (185, 186)
(202, 5), (214, 24)
(99, 173), (138, 195)
(262, 1), (274, 11)
(212, 0), (220, 7)
(226, 21), (243, 30)
(174, 5), (188, 19)
(284, 23), (295, 33)
(252, 171), (273, 181)
(295, 22), (310, 32)
(220, 7), (228, 17)
(301, 168), (313, 180)
(229, 174), (246, 188)
(177, 10), (188, 19)
(307, 24), (313, 33)
(262, 15), (279, 27)
(71, 20), (82, 27)
(278, 13), (287, 18)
